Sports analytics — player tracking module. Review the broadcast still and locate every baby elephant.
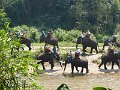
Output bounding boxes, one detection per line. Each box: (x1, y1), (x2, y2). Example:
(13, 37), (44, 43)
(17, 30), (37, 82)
(71, 58), (89, 75)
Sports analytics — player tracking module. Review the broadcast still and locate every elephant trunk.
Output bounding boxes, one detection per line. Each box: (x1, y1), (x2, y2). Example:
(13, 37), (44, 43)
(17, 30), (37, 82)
(63, 60), (68, 72)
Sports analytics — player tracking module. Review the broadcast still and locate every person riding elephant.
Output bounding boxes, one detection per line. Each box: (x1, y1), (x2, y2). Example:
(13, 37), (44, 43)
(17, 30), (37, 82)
(111, 35), (120, 47)
(71, 51), (89, 74)
(85, 30), (91, 39)
(64, 51), (89, 75)
(52, 46), (57, 58)
(41, 31), (46, 38)
(44, 44), (51, 54)
(102, 36), (111, 50)
(99, 48), (120, 69)
(40, 31), (46, 42)
(112, 35), (117, 46)
(76, 35), (98, 54)
(20, 29), (27, 38)
(47, 29), (53, 38)
(75, 48), (81, 56)
(36, 51), (62, 70)
(49, 30), (53, 37)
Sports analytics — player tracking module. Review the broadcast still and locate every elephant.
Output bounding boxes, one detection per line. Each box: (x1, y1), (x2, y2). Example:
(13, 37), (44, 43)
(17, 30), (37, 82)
(99, 48), (120, 69)
(102, 36), (120, 50)
(36, 52), (62, 70)
(11, 36), (31, 54)
(111, 37), (120, 47)
(63, 56), (89, 75)
(20, 37), (32, 51)
(40, 36), (59, 49)
(76, 36), (98, 54)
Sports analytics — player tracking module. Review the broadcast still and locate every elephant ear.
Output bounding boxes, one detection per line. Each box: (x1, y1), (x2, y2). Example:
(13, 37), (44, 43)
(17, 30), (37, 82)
(57, 84), (69, 90)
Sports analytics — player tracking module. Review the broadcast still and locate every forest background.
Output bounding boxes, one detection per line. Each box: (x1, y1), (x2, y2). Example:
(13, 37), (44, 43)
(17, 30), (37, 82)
(1, 0), (120, 43)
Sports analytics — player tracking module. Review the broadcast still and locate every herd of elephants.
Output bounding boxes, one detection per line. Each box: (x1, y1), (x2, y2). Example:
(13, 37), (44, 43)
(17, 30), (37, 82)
(20, 33), (120, 75)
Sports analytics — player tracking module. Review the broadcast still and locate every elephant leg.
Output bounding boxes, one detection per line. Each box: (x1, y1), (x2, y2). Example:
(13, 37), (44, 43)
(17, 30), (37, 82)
(49, 59), (54, 70)
(81, 67), (83, 73)
(41, 61), (45, 70)
(71, 65), (74, 75)
(104, 63), (107, 69)
(111, 61), (114, 69)
(98, 62), (103, 69)
(63, 60), (68, 71)
(75, 66), (79, 73)
(83, 46), (87, 52)
(51, 63), (54, 70)
(86, 67), (89, 73)
(26, 44), (31, 51)
(90, 48), (93, 53)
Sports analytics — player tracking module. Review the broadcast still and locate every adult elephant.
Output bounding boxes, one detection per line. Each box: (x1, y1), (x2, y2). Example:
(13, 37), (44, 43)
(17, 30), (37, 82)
(36, 52), (62, 70)
(40, 36), (59, 49)
(11, 36), (32, 54)
(20, 36), (32, 51)
(99, 48), (120, 69)
(76, 36), (98, 54)
(63, 56), (89, 75)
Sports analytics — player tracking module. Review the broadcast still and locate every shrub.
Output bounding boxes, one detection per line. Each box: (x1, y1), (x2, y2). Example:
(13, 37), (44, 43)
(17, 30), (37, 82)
(0, 22), (42, 90)
(13, 25), (40, 42)
(54, 28), (80, 42)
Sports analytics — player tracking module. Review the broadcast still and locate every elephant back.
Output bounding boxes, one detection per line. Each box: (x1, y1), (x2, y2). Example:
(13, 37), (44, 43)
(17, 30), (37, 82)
(20, 37), (31, 44)
(45, 37), (58, 45)
(82, 37), (97, 46)
(36, 53), (52, 62)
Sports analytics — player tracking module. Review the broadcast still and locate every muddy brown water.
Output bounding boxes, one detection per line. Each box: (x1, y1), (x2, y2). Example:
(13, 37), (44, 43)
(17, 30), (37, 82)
(38, 60), (120, 90)
(25, 46), (120, 90)
(39, 73), (120, 90)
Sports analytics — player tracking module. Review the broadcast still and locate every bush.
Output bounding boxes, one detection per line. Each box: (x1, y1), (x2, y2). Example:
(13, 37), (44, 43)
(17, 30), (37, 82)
(13, 25), (40, 42)
(54, 28), (81, 42)
(0, 22), (42, 90)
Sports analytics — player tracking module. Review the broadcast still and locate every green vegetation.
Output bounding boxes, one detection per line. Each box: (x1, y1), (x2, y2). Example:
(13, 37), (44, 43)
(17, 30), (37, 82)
(0, 10), (42, 90)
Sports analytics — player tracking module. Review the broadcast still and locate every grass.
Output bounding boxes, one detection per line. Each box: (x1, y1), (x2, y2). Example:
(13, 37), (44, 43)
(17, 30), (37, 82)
(31, 42), (104, 55)
(32, 42), (103, 47)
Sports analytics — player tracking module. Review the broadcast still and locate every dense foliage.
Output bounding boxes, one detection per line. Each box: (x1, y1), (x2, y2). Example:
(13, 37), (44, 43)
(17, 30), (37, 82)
(0, 9), (42, 90)
(0, 0), (120, 35)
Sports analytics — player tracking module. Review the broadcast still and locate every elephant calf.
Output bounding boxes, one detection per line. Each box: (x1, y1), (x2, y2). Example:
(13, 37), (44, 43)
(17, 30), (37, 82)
(99, 48), (120, 69)
(71, 58), (89, 74)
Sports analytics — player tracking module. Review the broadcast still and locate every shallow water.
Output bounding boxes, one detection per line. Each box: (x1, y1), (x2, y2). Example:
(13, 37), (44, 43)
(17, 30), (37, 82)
(39, 72), (120, 90)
